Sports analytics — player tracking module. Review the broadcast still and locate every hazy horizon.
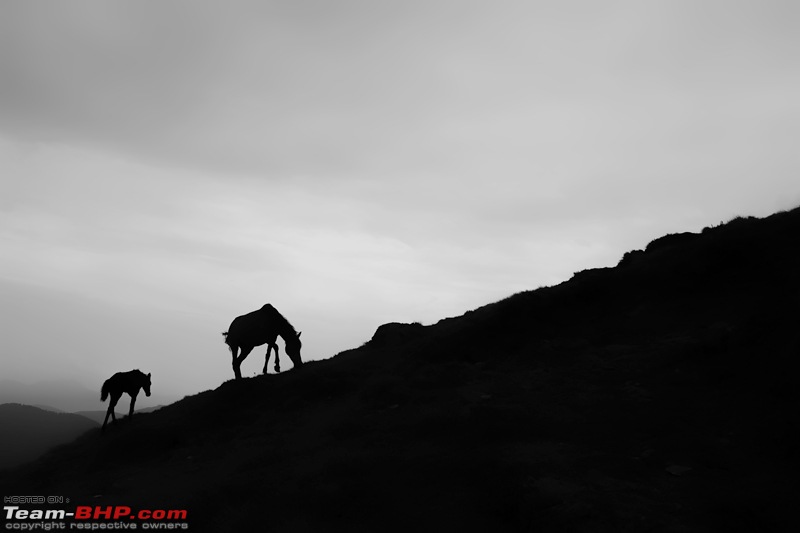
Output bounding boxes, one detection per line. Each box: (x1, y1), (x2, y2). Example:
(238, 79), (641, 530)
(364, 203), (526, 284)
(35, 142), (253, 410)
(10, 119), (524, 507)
(2, 1), (800, 401)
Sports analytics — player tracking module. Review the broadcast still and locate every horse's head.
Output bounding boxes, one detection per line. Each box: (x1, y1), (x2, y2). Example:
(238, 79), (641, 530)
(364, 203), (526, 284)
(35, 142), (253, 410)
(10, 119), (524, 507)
(285, 331), (303, 368)
(142, 372), (152, 397)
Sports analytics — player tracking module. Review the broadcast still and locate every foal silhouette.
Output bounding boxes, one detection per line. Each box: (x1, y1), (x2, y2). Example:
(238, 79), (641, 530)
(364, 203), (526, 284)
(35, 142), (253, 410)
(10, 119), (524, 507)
(100, 369), (151, 430)
(223, 303), (302, 380)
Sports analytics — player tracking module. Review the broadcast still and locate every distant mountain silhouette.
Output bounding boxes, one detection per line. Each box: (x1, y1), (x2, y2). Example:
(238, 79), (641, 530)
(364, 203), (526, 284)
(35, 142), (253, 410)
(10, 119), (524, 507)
(0, 379), (99, 412)
(0, 378), (179, 414)
(0, 404), (98, 469)
(1, 207), (798, 531)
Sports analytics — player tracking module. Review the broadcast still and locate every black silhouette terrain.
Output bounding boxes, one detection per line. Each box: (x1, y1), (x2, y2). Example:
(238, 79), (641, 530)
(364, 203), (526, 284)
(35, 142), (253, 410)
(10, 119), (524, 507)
(2, 207), (799, 531)
(0, 404), (98, 469)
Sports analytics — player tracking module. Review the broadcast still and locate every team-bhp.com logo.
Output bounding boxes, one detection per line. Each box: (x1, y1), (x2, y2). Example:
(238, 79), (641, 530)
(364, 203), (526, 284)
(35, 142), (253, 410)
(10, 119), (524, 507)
(4, 504), (189, 530)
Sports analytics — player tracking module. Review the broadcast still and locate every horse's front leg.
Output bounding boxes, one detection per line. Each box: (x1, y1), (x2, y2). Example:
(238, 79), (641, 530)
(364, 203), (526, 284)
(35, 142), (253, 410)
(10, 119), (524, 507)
(263, 344), (276, 375)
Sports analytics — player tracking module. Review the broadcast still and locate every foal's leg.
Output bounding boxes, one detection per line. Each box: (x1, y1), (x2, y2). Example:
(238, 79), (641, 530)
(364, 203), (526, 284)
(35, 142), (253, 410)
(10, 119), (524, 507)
(102, 401), (114, 431)
(234, 345), (254, 380)
(103, 393), (121, 430)
(274, 344), (281, 373)
(128, 392), (139, 421)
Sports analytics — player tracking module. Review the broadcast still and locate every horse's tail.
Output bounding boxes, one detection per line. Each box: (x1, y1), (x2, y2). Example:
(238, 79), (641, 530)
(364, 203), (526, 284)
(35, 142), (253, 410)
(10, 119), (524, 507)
(100, 379), (110, 402)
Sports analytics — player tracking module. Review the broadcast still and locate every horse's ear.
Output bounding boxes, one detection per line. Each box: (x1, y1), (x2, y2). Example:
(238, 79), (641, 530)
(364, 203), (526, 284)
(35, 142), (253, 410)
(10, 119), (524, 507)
(297, 331), (302, 339)
(147, 373), (151, 378)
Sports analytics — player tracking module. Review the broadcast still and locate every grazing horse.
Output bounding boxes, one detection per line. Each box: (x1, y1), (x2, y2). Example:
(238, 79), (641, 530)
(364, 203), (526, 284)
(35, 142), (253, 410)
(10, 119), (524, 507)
(100, 369), (151, 430)
(222, 303), (302, 380)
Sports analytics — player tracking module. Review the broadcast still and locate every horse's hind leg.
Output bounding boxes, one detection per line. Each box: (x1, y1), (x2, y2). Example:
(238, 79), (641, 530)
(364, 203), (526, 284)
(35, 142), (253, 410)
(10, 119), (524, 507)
(230, 344), (241, 380)
(234, 345), (254, 380)
(228, 344), (242, 379)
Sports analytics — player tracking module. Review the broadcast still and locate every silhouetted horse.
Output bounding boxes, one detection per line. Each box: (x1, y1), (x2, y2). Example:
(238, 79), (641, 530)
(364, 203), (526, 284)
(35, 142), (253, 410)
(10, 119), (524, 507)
(222, 303), (302, 380)
(100, 369), (151, 430)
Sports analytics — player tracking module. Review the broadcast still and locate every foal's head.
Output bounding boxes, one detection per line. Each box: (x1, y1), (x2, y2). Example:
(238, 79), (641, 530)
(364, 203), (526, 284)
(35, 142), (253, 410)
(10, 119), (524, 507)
(141, 371), (152, 397)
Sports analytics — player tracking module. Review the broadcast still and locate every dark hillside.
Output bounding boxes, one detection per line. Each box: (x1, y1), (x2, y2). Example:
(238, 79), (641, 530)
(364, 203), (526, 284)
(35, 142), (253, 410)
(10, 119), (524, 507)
(2, 207), (799, 532)
(0, 404), (98, 469)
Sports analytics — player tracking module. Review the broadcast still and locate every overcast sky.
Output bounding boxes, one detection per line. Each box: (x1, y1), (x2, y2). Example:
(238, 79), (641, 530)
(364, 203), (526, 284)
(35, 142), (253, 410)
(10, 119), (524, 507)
(1, 0), (799, 406)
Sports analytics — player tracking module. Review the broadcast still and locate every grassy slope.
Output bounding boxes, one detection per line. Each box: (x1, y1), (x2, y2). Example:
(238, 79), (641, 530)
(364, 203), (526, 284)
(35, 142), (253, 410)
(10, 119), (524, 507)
(2, 208), (799, 532)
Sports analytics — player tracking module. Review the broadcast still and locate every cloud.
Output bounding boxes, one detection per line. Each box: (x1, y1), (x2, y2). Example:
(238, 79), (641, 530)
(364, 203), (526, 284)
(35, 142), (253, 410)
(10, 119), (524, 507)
(2, 0), (794, 181)
(1, 1), (800, 395)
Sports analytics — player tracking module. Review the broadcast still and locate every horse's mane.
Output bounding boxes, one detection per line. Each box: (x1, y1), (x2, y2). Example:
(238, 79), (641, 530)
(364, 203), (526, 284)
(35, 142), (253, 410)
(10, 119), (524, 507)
(261, 304), (298, 338)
